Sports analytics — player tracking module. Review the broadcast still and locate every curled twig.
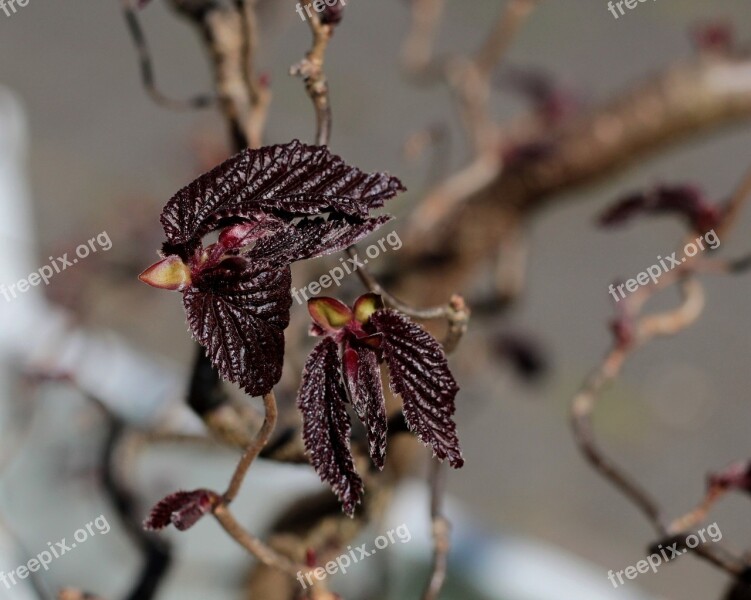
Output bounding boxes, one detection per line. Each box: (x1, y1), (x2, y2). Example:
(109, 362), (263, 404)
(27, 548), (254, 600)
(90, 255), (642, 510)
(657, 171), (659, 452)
(120, 0), (215, 110)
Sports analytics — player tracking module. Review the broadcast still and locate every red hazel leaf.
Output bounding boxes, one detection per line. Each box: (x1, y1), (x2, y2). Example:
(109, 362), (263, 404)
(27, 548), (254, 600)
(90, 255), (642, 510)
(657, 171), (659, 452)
(343, 343), (387, 469)
(369, 309), (463, 468)
(246, 215), (392, 264)
(298, 338), (363, 516)
(160, 139), (405, 249)
(184, 262), (292, 397)
(144, 141), (405, 400)
(144, 489), (219, 532)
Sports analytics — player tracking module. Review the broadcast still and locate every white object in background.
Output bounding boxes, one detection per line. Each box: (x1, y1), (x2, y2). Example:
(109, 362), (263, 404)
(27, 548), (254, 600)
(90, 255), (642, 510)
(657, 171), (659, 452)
(0, 521), (37, 600)
(0, 85), (202, 431)
(380, 482), (656, 600)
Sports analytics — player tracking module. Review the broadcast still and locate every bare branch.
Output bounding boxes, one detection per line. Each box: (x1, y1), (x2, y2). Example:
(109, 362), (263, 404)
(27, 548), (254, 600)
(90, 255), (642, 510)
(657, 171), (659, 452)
(290, 0), (334, 146)
(120, 0), (215, 111)
(422, 460), (451, 600)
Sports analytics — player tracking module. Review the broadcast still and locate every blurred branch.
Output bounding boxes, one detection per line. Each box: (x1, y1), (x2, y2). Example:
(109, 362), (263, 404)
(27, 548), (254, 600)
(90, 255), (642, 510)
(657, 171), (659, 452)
(401, 0), (445, 75)
(422, 460), (450, 600)
(102, 419), (172, 600)
(396, 54), (751, 308)
(120, 0), (215, 110)
(570, 166), (751, 580)
(168, 0), (270, 149)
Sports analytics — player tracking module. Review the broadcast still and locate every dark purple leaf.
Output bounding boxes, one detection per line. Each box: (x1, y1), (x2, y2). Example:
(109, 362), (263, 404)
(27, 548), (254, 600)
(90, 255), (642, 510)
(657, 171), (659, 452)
(492, 331), (549, 381)
(321, 3), (345, 25)
(598, 185), (722, 233)
(691, 21), (735, 54)
(247, 215), (391, 263)
(184, 261), (292, 397)
(160, 140), (405, 248)
(497, 65), (580, 126)
(343, 343), (387, 470)
(144, 489), (218, 532)
(298, 338), (363, 515)
(369, 310), (463, 468)
(707, 460), (751, 494)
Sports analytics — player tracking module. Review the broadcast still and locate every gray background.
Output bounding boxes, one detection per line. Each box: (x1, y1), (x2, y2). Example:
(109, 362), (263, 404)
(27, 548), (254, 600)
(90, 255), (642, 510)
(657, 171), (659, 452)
(1, 0), (751, 598)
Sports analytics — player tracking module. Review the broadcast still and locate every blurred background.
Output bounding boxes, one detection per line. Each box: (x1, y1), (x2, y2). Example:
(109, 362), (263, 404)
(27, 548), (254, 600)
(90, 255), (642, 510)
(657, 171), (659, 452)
(1, 0), (751, 598)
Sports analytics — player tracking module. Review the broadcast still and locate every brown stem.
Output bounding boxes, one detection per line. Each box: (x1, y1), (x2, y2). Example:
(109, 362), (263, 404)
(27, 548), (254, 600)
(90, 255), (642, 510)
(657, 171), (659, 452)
(213, 504), (302, 576)
(401, 54), (751, 284)
(401, 0), (446, 75)
(223, 392), (277, 503)
(169, 0), (269, 150)
(422, 460), (451, 600)
(571, 275), (751, 578)
(290, 0), (333, 146)
(718, 163), (751, 238)
(209, 391), (309, 578)
(120, 0), (214, 110)
(474, 0), (540, 78)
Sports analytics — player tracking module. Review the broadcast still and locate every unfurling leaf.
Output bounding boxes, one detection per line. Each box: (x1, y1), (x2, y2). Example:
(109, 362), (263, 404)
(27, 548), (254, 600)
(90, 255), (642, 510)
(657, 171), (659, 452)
(144, 489), (219, 532)
(353, 293), (384, 324)
(598, 185), (722, 234)
(184, 262), (292, 397)
(160, 139), (405, 251)
(343, 343), (387, 470)
(370, 310), (463, 468)
(308, 297), (353, 331)
(142, 140), (405, 398)
(297, 295), (464, 514)
(707, 460), (751, 495)
(298, 338), (363, 516)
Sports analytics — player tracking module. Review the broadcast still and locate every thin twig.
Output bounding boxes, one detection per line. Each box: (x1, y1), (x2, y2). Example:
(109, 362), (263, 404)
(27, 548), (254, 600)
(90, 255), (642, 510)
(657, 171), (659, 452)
(223, 392), (277, 502)
(121, 0), (215, 110)
(401, 0), (446, 76)
(290, 0), (333, 145)
(718, 163), (751, 238)
(474, 0), (540, 78)
(407, 0), (540, 243)
(348, 247), (447, 319)
(571, 273), (751, 578)
(422, 459), (451, 600)
(209, 391), (309, 577)
(213, 505), (303, 576)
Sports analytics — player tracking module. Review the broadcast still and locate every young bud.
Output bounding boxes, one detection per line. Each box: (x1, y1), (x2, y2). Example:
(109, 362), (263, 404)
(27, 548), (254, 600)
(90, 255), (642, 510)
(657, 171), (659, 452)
(308, 297), (353, 331)
(138, 255), (192, 291)
(353, 293), (383, 324)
